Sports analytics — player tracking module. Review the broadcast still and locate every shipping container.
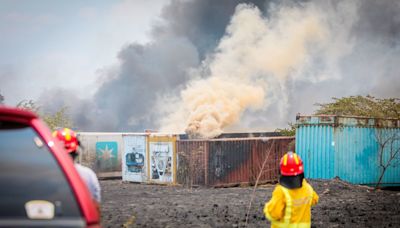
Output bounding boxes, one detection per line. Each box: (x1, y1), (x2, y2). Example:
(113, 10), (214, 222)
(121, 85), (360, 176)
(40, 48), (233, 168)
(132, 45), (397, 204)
(122, 134), (148, 182)
(176, 137), (294, 187)
(178, 132), (281, 140)
(147, 134), (177, 184)
(77, 132), (124, 178)
(176, 140), (208, 186)
(296, 115), (400, 186)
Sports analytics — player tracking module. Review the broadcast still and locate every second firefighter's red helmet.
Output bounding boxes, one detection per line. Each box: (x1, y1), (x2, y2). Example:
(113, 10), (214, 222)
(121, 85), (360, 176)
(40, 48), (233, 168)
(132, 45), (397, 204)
(53, 128), (79, 153)
(280, 152), (304, 176)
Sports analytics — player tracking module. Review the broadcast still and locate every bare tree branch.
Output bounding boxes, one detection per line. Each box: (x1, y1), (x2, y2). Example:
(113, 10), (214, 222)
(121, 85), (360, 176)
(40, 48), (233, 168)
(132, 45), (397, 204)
(375, 130), (400, 189)
(245, 140), (275, 226)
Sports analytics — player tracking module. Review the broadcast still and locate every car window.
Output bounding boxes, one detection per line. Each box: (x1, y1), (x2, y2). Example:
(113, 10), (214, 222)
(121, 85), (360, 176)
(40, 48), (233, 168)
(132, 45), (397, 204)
(0, 121), (82, 219)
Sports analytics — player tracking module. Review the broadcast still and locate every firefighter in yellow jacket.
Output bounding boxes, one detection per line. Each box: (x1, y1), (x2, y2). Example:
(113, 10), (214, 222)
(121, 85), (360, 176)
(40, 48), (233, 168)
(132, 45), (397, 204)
(264, 152), (319, 228)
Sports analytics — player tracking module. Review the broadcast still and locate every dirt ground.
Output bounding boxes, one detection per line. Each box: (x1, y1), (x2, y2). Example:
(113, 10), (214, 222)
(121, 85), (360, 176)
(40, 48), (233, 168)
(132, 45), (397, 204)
(100, 178), (400, 228)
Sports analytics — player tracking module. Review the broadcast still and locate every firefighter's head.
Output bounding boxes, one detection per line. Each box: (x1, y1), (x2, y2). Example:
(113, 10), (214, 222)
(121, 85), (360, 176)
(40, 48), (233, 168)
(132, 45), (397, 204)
(53, 128), (80, 160)
(279, 152), (304, 189)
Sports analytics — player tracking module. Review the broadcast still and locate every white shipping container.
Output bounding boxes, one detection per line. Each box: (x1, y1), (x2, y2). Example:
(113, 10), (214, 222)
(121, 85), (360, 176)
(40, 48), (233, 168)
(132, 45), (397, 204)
(77, 132), (124, 178)
(122, 135), (147, 182)
(148, 134), (177, 184)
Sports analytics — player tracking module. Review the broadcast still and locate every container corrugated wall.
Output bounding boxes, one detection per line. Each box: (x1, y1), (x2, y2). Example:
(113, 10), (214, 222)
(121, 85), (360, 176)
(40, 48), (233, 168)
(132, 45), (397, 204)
(248, 137), (291, 184)
(207, 137), (293, 186)
(296, 115), (400, 186)
(176, 140), (208, 186)
(208, 139), (252, 186)
(296, 125), (334, 179)
(176, 137), (294, 187)
(77, 133), (124, 178)
(380, 128), (400, 185)
(334, 126), (400, 185)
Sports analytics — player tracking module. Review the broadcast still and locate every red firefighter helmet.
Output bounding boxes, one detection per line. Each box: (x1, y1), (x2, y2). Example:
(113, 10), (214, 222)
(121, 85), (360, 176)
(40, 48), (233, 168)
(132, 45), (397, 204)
(53, 128), (79, 153)
(280, 152), (304, 176)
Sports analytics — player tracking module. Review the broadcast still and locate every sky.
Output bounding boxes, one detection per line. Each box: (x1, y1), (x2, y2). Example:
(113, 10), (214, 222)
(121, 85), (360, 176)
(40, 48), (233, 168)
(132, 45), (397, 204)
(0, 0), (165, 103)
(1, 0), (400, 137)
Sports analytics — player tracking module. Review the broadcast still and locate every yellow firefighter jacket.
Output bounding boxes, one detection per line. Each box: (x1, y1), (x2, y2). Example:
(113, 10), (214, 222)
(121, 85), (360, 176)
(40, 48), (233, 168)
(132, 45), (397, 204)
(264, 179), (319, 228)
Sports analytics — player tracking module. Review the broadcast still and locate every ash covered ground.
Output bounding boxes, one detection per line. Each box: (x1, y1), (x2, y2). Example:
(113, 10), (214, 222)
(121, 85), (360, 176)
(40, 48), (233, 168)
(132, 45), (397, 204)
(100, 179), (400, 227)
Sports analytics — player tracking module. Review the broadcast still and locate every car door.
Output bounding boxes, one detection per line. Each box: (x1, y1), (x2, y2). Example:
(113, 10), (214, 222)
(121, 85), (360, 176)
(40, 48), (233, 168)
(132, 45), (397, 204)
(0, 121), (86, 227)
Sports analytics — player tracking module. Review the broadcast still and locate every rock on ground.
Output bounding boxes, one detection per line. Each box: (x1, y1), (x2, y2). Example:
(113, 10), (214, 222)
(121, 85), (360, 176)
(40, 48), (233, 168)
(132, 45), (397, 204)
(100, 179), (400, 227)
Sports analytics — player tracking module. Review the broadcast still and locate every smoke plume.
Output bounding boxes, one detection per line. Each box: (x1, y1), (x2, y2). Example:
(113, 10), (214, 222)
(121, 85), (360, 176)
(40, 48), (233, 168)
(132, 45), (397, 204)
(38, 0), (400, 137)
(160, 3), (328, 138)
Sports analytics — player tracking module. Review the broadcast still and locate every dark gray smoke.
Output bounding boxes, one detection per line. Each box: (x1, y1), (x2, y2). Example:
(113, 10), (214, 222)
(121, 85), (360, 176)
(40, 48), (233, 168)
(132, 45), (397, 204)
(153, 0), (269, 59)
(40, 0), (400, 132)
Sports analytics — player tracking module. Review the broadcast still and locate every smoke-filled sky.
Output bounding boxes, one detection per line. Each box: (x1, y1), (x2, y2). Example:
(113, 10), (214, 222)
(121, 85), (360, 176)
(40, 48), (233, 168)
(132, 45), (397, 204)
(1, 0), (400, 136)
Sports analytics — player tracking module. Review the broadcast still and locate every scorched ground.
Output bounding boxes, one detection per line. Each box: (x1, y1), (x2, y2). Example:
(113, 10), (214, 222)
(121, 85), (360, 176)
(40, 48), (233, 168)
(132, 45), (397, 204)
(100, 178), (400, 227)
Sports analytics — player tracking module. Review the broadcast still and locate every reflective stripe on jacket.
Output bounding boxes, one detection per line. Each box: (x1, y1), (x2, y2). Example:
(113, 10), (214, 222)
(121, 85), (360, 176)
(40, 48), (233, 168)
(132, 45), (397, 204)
(264, 179), (319, 228)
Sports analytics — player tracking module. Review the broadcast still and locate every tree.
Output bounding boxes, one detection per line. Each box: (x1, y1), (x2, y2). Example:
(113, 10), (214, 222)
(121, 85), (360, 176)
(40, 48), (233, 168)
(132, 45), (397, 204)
(16, 100), (40, 113)
(16, 100), (73, 131)
(375, 129), (400, 189)
(42, 106), (73, 131)
(314, 95), (400, 118)
(275, 122), (296, 136)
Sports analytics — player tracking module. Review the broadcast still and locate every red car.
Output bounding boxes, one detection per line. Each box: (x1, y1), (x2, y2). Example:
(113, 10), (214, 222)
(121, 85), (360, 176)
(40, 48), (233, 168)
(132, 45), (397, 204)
(0, 106), (100, 227)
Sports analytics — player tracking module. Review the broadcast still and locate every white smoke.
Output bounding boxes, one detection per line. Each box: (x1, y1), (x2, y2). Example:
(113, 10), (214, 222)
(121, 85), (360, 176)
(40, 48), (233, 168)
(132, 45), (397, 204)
(159, 2), (349, 138)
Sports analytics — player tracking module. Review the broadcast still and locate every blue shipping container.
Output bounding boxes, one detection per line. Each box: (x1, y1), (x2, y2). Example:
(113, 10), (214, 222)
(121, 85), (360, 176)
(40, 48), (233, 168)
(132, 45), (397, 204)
(296, 115), (400, 186)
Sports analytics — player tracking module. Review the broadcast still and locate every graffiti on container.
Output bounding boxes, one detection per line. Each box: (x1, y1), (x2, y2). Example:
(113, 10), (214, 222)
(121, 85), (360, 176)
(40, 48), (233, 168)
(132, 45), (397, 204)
(122, 136), (147, 182)
(95, 141), (118, 171)
(214, 147), (226, 178)
(125, 147), (145, 173)
(150, 142), (172, 182)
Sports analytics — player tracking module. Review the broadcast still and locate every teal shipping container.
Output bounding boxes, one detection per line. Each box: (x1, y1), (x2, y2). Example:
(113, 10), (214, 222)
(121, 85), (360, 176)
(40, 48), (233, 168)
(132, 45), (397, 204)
(296, 115), (400, 186)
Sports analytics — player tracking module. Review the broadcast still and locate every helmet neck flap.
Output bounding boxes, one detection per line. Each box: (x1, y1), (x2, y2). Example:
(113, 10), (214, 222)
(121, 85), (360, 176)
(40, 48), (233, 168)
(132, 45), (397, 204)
(279, 173), (304, 189)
